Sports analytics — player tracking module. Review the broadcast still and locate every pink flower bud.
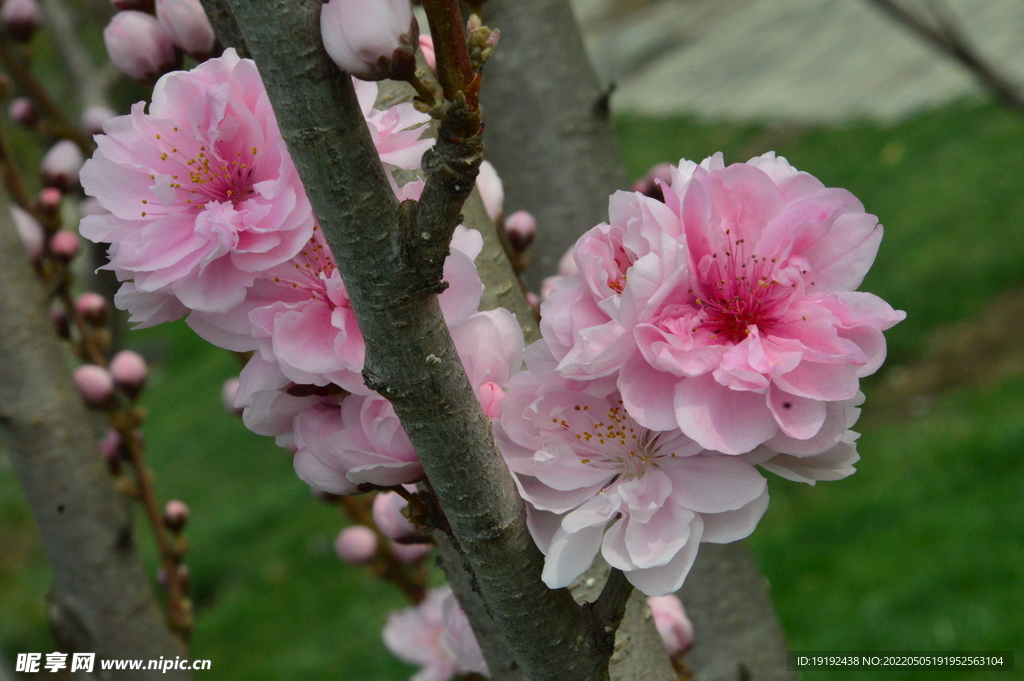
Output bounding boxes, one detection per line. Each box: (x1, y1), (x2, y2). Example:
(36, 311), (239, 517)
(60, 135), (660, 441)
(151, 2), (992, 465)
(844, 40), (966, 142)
(48, 231), (81, 262)
(75, 292), (110, 326)
(320, 0), (419, 81)
(526, 290), (540, 317)
(40, 140), (84, 192)
(8, 96), (37, 126)
(35, 187), (62, 217)
(73, 364), (115, 408)
(648, 595), (693, 659)
(478, 381), (504, 419)
(631, 162), (674, 202)
(163, 499), (190, 533)
(49, 302), (70, 339)
(334, 526), (379, 565)
(504, 210), (536, 252)
(11, 206), (43, 260)
(388, 539), (430, 564)
(1, 0), (42, 43)
(104, 11), (179, 84)
(156, 0), (215, 60)
(109, 349), (148, 397)
(418, 34), (435, 71)
(157, 563), (190, 592)
(221, 378), (243, 415)
(372, 491), (420, 543)
(98, 428), (124, 474)
(81, 105), (117, 136)
(476, 160), (503, 222)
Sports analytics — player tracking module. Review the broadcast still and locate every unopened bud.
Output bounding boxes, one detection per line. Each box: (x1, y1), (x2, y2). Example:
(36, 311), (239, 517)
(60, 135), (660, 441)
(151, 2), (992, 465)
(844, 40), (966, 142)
(320, 0), (419, 81)
(631, 162), (674, 202)
(478, 381), (504, 420)
(110, 349), (148, 397)
(49, 231), (81, 262)
(220, 377), (243, 415)
(98, 428), (123, 474)
(104, 11), (179, 84)
(157, 563), (191, 592)
(648, 595), (694, 659)
(504, 210), (536, 252)
(8, 96), (37, 126)
(388, 540), (430, 564)
(476, 161), (504, 223)
(11, 206), (43, 260)
(371, 491), (421, 543)
(40, 140), (84, 193)
(163, 499), (190, 533)
(81, 105), (117, 136)
(35, 187), (63, 218)
(334, 525), (379, 565)
(73, 364), (115, 408)
(418, 34), (435, 71)
(49, 302), (70, 339)
(1, 0), (42, 43)
(156, 0), (214, 60)
(75, 292), (110, 326)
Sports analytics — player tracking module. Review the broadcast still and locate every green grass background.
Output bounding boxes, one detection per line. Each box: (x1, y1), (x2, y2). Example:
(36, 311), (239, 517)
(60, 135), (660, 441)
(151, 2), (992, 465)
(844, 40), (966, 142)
(3, 95), (1023, 678)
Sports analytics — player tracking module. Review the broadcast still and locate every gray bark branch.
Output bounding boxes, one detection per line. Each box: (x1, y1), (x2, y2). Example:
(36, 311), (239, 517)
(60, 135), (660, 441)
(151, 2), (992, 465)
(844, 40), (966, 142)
(480, 0), (630, 292)
(0, 194), (190, 678)
(225, 1), (612, 678)
(865, 0), (1024, 115)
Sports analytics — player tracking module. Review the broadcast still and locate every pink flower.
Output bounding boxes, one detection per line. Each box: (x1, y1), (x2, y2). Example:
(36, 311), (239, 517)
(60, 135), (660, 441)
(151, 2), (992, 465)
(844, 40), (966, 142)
(382, 587), (489, 681)
(542, 153), (905, 454)
(155, 0), (215, 60)
(648, 594), (693, 659)
(291, 306), (524, 494)
(81, 49), (315, 316)
(320, 0), (418, 81)
(41, 140), (85, 192)
(103, 11), (179, 83)
(496, 341), (769, 596)
(335, 525), (379, 565)
(192, 225), (482, 395)
(353, 78), (433, 171)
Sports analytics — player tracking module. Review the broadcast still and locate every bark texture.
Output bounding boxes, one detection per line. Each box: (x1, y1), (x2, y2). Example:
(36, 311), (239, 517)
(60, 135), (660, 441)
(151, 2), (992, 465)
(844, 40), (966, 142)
(225, 1), (611, 679)
(680, 543), (796, 681)
(0, 197), (190, 678)
(480, 0), (630, 292)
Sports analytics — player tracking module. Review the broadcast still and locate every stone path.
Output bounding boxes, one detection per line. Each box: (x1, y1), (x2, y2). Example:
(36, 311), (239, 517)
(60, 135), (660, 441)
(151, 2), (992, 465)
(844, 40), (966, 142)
(570, 0), (1024, 122)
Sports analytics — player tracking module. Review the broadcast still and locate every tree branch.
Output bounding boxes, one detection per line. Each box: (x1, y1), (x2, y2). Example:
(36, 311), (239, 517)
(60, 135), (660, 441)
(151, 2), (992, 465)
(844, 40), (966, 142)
(479, 0), (629, 292)
(224, 1), (611, 678)
(865, 0), (1024, 115)
(0, 191), (190, 678)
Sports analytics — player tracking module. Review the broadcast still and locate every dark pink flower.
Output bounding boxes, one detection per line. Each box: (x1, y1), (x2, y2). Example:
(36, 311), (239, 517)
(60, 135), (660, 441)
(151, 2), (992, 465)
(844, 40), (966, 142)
(542, 153), (904, 454)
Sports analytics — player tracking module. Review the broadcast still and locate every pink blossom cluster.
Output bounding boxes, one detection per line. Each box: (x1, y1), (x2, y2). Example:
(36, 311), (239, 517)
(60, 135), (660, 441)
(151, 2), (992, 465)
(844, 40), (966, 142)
(80, 51), (519, 495)
(382, 586), (489, 681)
(496, 153), (903, 595)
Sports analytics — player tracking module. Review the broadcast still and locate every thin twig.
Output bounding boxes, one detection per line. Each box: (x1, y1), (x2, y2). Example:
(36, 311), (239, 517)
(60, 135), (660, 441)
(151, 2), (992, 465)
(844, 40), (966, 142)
(865, 0), (1024, 115)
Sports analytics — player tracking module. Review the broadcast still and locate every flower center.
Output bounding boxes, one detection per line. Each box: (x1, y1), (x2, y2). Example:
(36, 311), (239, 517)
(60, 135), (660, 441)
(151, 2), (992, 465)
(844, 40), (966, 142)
(690, 232), (785, 344)
(555, 400), (677, 479)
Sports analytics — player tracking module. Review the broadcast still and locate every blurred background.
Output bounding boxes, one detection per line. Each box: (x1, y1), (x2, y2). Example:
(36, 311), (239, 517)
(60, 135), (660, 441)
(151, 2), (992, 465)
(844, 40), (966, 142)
(2, 0), (1022, 679)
